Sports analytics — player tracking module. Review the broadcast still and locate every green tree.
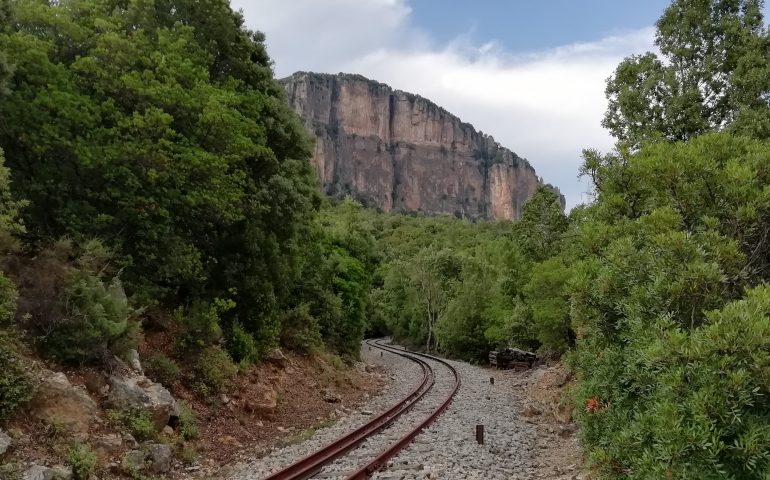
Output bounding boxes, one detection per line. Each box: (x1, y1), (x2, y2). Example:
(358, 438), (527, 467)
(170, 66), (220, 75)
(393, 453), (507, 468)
(604, 0), (770, 148)
(515, 186), (568, 262)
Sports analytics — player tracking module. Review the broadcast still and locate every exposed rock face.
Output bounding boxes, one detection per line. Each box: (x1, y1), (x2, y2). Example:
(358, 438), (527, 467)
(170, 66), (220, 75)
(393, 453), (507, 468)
(283, 72), (564, 220)
(31, 371), (99, 435)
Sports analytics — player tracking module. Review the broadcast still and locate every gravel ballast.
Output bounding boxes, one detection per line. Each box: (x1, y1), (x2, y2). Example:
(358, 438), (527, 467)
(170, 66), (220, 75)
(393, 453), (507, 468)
(226, 342), (536, 480)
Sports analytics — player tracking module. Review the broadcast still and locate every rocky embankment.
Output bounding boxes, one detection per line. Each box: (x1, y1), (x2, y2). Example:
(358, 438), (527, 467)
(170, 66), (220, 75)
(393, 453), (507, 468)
(283, 72), (564, 220)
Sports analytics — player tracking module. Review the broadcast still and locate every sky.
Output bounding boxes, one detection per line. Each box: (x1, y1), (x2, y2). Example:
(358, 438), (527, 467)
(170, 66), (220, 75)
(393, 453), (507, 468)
(231, 0), (675, 209)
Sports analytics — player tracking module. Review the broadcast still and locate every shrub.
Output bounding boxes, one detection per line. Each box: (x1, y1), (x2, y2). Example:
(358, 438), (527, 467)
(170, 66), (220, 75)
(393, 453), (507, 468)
(42, 272), (138, 364)
(176, 299), (232, 352)
(192, 346), (237, 396)
(280, 304), (322, 353)
(0, 333), (33, 422)
(108, 409), (155, 441)
(68, 444), (97, 480)
(226, 322), (258, 366)
(145, 353), (181, 387)
(177, 402), (198, 440)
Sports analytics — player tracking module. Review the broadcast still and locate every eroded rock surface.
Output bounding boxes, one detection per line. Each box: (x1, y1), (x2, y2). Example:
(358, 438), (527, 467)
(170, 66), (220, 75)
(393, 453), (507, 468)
(31, 371), (99, 435)
(283, 72), (564, 220)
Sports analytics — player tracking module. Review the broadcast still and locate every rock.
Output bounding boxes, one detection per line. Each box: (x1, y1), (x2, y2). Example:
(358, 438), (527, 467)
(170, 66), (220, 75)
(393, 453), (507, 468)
(0, 429), (11, 455)
(321, 389), (341, 403)
(21, 464), (72, 480)
(126, 349), (143, 375)
(523, 404), (543, 417)
(283, 72), (564, 221)
(122, 450), (146, 472)
(123, 433), (139, 449)
(265, 348), (287, 366)
(244, 385), (277, 416)
(93, 433), (123, 460)
(162, 425), (175, 436)
(107, 374), (179, 430)
(147, 443), (172, 473)
(31, 371), (99, 435)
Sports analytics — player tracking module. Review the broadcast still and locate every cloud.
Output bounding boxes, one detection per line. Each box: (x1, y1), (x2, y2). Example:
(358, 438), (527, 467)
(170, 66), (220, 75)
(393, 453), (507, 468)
(233, 1), (655, 209)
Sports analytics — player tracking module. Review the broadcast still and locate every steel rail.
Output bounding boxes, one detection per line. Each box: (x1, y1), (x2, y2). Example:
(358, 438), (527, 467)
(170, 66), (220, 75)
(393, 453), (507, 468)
(343, 341), (461, 480)
(261, 339), (435, 480)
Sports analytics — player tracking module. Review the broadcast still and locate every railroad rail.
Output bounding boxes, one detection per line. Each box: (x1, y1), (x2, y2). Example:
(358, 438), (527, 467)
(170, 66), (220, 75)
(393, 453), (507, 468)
(261, 339), (460, 480)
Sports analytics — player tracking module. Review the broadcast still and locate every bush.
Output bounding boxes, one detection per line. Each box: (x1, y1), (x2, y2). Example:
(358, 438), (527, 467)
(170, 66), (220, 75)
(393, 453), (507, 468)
(145, 353), (181, 387)
(68, 444), (97, 480)
(176, 299), (234, 352)
(226, 322), (258, 366)
(42, 272), (137, 364)
(192, 346), (237, 396)
(108, 409), (155, 441)
(177, 402), (198, 440)
(280, 304), (322, 353)
(0, 333), (33, 422)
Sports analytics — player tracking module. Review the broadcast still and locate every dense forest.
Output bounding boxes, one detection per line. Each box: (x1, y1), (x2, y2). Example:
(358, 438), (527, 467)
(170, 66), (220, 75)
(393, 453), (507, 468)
(1, 0), (770, 479)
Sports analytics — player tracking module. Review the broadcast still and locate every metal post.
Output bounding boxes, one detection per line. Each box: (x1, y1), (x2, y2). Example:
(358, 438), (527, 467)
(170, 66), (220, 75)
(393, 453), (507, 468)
(490, 377), (494, 385)
(475, 425), (484, 445)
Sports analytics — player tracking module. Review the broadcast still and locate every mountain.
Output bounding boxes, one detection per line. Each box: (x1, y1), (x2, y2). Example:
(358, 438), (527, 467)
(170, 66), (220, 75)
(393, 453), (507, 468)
(282, 72), (564, 220)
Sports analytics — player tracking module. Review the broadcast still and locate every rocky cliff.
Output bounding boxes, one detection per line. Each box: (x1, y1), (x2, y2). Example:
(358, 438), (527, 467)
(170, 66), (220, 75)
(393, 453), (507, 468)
(283, 72), (564, 220)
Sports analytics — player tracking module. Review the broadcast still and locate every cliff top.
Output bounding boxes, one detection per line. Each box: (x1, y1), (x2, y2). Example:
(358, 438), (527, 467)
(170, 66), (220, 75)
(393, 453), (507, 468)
(282, 71), (541, 173)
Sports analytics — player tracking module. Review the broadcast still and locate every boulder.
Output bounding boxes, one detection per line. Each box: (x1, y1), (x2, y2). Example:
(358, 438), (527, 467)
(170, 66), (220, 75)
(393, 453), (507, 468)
(31, 371), (99, 435)
(244, 385), (277, 416)
(22, 464), (72, 480)
(321, 389), (341, 403)
(0, 429), (11, 455)
(147, 443), (172, 473)
(107, 374), (179, 430)
(121, 450), (146, 472)
(265, 348), (287, 366)
(126, 349), (143, 375)
(93, 433), (123, 460)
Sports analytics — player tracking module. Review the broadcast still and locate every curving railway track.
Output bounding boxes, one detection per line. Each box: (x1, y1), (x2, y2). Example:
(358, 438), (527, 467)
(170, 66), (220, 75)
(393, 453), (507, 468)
(258, 339), (460, 480)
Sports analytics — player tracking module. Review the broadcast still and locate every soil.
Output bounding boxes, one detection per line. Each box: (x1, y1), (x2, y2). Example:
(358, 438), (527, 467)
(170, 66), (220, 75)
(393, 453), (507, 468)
(509, 363), (584, 480)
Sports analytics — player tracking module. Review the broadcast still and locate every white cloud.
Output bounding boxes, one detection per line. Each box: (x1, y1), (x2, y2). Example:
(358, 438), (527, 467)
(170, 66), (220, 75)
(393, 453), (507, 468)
(233, 0), (655, 209)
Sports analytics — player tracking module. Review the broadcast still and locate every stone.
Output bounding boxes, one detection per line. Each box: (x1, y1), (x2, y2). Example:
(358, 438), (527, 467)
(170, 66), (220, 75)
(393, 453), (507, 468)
(0, 429), (11, 455)
(162, 425), (175, 436)
(321, 389), (341, 403)
(126, 349), (143, 374)
(123, 433), (139, 449)
(107, 374), (179, 430)
(31, 371), (99, 435)
(93, 433), (123, 460)
(244, 385), (277, 416)
(265, 348), (287, 366)
(147, 443), (172, 473)
(282, 72), (564, 221)
(21, 464), (72, 480)
(122, 450), (146, 472)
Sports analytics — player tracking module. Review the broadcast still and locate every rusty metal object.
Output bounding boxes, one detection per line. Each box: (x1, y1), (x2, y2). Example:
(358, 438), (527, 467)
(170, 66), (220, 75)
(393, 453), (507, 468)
(261, 340), (437, 480)
(344, 342), (461, 480)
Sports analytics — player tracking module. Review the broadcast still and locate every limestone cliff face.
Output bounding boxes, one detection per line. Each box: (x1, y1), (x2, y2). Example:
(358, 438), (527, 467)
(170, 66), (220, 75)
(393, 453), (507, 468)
(283, 72), (564, 220)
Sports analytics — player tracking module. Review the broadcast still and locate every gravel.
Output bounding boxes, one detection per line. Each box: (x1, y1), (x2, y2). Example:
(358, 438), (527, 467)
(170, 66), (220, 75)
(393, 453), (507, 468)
(226, 342), (535, 480)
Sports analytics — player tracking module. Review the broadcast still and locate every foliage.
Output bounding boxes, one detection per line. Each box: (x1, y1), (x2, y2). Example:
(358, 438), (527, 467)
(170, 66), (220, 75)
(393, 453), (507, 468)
(603, 0), (770, 148)
(177, 402), (199, 441)
(192, 346), (237, 396)
(145, 353), (181, 387)
(67, 444), (97, 480)
(42, 271), (137, 364)
(0, 0), (318, 351)
(108, 409), (156, 441)
(0, 332), (33, 423)
(227, 321), (259, 366)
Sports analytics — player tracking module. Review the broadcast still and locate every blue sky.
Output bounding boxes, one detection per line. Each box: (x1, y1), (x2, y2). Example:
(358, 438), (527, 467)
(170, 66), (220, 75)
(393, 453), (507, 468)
(230, 1), (684, 209)
(409, 1), (671, 51)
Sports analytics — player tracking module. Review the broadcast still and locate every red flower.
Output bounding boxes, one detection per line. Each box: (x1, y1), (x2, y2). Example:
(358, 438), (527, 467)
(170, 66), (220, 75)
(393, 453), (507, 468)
(586, 396), (600, 413)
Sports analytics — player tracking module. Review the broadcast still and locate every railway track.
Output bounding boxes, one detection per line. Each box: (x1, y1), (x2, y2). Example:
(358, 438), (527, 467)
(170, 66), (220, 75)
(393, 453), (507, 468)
(260, 339), (460, 480)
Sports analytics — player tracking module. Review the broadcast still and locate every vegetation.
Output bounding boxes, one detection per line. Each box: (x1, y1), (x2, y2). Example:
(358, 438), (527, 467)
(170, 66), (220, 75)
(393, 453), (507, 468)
(0, 0), (768, 478)
(68, 444), (97, 480)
